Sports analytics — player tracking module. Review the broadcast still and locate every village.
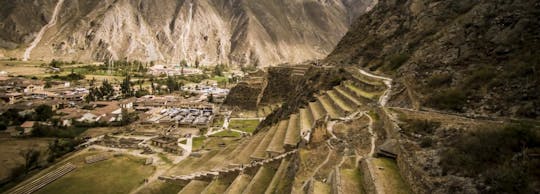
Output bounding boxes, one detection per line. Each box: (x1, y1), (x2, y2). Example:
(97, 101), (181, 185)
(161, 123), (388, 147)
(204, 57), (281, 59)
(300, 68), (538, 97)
(0, 59), (265, 192)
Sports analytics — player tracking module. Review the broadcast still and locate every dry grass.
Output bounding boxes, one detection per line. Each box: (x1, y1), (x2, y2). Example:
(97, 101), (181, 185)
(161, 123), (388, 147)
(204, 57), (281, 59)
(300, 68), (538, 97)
(0, 138), (52, 184)
(371, 158), (412, 194)
(36, 154), (155, 194)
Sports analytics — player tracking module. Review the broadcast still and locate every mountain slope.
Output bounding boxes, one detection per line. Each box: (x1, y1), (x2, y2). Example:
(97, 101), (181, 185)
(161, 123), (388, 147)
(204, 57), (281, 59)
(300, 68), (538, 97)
(326, 0), (540, 118)
(0, 0), (375, 66)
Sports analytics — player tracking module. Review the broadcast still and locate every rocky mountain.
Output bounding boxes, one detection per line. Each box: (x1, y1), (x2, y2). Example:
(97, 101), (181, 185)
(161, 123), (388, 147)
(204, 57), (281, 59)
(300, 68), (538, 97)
(326, 0), (540, 119)
(0, 0), (375, 66)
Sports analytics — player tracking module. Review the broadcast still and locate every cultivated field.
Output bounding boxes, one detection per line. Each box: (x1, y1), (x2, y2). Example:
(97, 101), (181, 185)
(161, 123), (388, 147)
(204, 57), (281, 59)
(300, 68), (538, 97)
(228, 119), (260, 133)
(35, 154), (155, 194)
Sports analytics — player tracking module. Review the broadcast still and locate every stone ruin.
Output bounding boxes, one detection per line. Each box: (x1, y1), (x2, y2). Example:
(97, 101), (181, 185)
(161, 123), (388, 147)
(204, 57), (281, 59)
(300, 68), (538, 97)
(85, 154), (109, 164)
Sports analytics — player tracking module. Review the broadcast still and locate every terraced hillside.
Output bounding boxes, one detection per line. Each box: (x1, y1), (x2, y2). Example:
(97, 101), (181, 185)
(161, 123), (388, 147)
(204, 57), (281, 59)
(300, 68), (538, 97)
(143, 67), (412, 194)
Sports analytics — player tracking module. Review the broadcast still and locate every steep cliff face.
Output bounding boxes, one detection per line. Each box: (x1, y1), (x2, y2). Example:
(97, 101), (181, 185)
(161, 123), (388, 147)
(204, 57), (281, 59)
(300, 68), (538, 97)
(326, 0), (540, 119)
(0, 0), (375, 66)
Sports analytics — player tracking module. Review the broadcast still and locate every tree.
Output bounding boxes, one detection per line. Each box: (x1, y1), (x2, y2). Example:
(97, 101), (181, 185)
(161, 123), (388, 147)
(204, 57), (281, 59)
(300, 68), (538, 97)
(166, 76), (180, 93)
(180, 59), (188, 67)
(121, 75), (133, 97)
(195, 58), (200, 68)
(20, 149), (40, 172)
(89, 77), (96, 87)
(150, 77), (156, 94)
(208, 93), (214, 103)
(35, 105), (53, 121)
(99, 80), (114, 100)
(44, 80), (52, 88)
(213, 64), (226, 76)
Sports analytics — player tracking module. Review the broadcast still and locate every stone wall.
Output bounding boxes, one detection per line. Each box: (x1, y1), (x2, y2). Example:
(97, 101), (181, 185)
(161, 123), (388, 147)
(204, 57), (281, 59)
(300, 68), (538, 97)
(223, 81), (265, 110)
(260, 67), (297, 105)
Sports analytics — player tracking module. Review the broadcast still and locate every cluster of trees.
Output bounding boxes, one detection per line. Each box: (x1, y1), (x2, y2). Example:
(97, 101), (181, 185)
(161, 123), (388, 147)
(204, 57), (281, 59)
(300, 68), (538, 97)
(85, 80), (115, 102)
(46, 70), (85, 81)
(213, 64), (228, 76)
(0, 105), (54, 131)
(103, 60), (150, 75)
(47, 59), (80, 68)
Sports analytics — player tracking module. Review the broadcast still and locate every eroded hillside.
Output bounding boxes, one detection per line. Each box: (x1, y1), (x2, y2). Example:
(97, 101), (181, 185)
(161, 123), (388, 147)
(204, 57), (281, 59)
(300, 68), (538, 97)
(0, 0), (376, 67)
(326, 0), (540, 119)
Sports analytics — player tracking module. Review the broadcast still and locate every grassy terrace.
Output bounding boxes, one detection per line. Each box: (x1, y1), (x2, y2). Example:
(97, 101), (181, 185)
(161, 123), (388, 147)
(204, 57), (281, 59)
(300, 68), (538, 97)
(36, 155), (154, 194)
(224, 174), (251, 194)
(335, 86), (362, 106)
(234, 133), (266, 164)
(284, 114), (300, 146)
(178, 180), (209, 194)
(318, 95), (342, 119)
(313, 180), (331, 194)
(228, 119), (260, 133)
(372, 158), (413, 194)
(242, 166), (276, 194)
(265, 159), (291, 193)
(201, 178), (231, 194)
(327, 90), (355, 112)
(341, 168), (365, 194)
(300, 108), (314, 132)
(251, 126), (278, 159)
(309, 101), (326, 121)
(137, 181), (182, 194)
(267, 120), (289, 153)
(345, 81), (379, 100)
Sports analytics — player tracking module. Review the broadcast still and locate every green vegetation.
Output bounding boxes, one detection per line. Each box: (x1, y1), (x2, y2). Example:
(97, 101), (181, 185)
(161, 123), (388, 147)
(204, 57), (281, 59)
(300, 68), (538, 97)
(341, 169), (365, 194)
(210, 130), (242, 138)
(385, 53), (410, 70)
(46, 72), (85, 81)
(192, 137), (206, 150)
(158, 153), (172, 165)
(212, 116), (224, 127)
(441, 123), (540, 193)
(228, 119), (260, 133)
(137, 181), (181, 194)
(427, 73), (452, 87)
(426, 88), (467, 112)
(400, 119), (440, 135)
(372, 158), (413, 194)
(36, 156), (154, 194)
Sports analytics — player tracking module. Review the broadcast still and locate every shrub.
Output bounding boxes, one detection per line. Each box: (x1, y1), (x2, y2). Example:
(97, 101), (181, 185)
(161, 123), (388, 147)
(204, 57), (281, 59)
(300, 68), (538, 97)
(427, 73), (452, 87)
(427, 88), (467, 111)
(440, 124), (540, 193)
(419, 137), (433, 148)
(386, 53), (410, 70)
(402, 119), (441, 135)
(464, 66), (496, 90)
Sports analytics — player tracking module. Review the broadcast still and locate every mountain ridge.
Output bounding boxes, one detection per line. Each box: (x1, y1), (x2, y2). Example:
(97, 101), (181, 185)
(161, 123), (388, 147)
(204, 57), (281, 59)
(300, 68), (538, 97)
(0, 0), (376, 67)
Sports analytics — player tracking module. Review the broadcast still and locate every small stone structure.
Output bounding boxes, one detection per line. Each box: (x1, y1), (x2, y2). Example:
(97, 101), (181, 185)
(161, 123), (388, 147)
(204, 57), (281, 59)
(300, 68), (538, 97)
(85, 154), (109, 164)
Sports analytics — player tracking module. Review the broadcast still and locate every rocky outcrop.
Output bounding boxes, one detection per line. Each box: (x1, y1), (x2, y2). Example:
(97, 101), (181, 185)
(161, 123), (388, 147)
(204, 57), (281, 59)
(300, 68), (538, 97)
(0, 0), (376, 67)
(326, 0), (540, 119)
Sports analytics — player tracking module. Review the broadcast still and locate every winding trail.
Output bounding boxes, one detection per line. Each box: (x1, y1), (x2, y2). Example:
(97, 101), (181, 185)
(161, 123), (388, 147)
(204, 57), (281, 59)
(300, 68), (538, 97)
(23, 0), (65, 61)
(358, 69), (393, 106)
(364, 113), (376, 157)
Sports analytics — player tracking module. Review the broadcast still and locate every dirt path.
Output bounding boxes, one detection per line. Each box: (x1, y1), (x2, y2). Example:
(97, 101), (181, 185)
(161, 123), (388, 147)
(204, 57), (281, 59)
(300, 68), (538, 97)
(365, 113), (376, 157)
(358, 69), (392, 106)
(23, 0), (65, 61)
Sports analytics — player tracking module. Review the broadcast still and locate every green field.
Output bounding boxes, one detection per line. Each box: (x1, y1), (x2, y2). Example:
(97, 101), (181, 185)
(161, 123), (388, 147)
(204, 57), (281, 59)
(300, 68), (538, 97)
(137, 181), (182, 194)
(210, 130), (242, 138)
(228, 119), (260, 133)
(35, 155), (155, 194)
(192, 137), (206, 150)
